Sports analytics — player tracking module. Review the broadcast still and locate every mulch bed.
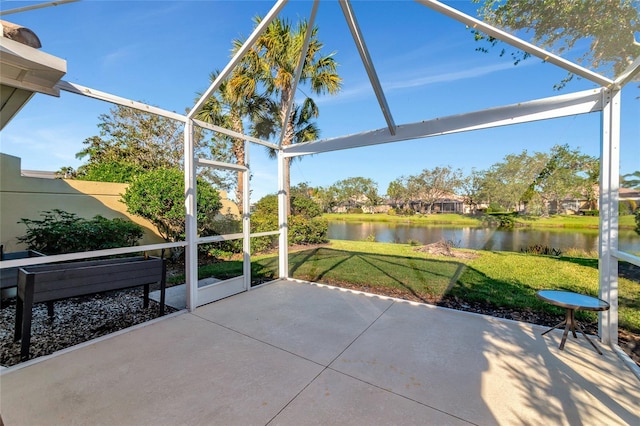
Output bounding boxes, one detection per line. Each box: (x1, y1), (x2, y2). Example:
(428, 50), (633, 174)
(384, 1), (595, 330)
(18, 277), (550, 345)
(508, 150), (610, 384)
(0, 288), (176, 368)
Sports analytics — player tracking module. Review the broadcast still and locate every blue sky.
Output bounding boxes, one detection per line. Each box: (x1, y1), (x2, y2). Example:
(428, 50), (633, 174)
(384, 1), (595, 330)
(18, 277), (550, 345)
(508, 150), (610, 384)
(1, 0), (638, 201)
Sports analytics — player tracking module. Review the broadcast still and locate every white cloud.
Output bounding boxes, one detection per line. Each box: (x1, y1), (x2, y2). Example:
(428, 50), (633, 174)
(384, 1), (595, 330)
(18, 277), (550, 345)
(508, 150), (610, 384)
(384, 61), (525, 90)
(316, 59), (531, 107)
(101, 43), (143, 69)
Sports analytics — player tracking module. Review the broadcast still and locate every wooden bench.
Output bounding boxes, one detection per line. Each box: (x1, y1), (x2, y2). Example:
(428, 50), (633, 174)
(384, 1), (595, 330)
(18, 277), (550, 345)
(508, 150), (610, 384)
(14, 256), (166, 360)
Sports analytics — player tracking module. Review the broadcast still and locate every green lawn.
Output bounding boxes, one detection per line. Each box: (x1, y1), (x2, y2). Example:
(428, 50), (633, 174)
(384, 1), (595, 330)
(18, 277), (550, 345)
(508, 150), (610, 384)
(192, 239), (640, 334)
(323, 212), (638, 230)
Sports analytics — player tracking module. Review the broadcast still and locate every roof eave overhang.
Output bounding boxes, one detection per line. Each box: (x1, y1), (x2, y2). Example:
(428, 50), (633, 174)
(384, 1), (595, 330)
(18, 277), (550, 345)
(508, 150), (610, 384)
(0, 35), (67, 97)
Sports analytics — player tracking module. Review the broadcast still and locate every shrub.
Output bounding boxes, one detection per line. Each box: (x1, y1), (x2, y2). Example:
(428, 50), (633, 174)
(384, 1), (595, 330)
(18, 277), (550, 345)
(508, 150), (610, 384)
(521, 244), (562, 256)
(202, 213), (243, 259)
(122, 168), (222, 242)
(248, 193), (328, 253)
(635, 210), (640, 236)
(619, 200), (635, 216)
(347, 207), (363, 214)
(17, 209), (144, 255)
(289, 216), (329, 245)
(484, 212), (515, 228)
(364, 234), (376, 242)
(76, 160), (144, 183)
(391, 207), (415, 216)
(292, 195), (322, 218)
(486, 203), (506, 213)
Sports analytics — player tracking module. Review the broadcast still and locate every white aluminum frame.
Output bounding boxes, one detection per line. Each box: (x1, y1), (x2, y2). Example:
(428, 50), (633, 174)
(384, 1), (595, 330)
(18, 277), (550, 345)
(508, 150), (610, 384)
(339, 0), (396, 135)
(283, 89), (604, 157)
(598, 89), (621, 344)
(1, 0), (637, 351)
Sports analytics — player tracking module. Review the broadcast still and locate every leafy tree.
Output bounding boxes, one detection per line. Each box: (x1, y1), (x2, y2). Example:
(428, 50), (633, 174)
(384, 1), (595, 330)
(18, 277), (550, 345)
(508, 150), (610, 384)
(525, 144), (599, 214)
(69, 106), (183, 182)
(75, 158), (146, 183)
(387, 179), (410, 209)
(55, 166), (76, 179)
(121, 168), (222, 242)
(474, 0), (640, 87)
(233, 16), (342, 214)
(64, 105), (229, 187)
(481, 151), (545, 212)
(290, 183), (323, 218)
(332, 177), (380, 209)
(313, 185), (339, 213)
(407, 166), (462, 213)
(17, 209), (143, 255)
(460, 168), (485, 214)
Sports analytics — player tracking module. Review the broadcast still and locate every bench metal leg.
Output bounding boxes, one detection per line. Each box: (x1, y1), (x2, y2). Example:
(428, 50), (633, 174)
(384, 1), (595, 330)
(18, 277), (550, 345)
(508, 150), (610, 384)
(15, 278), (35, 361)
(14, 295), (23, 341)
(143, 284), (149, 309)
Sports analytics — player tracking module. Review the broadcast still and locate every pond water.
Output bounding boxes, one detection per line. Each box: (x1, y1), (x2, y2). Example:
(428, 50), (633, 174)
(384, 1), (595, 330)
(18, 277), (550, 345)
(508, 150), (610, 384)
(328, 221), (640, 253)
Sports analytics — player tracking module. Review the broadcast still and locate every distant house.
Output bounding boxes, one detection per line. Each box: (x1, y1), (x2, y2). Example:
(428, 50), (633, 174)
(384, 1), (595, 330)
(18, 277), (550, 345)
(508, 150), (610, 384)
(620, 187), (640, 213)
(549, 186), (639, 215)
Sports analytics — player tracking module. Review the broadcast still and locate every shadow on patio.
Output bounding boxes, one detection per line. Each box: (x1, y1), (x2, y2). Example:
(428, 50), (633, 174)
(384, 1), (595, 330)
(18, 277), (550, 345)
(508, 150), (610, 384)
(1, 279), (639, 425)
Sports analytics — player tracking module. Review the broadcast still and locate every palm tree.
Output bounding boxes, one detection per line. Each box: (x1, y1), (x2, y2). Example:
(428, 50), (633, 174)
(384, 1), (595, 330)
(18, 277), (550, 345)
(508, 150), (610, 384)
(622, 171), (640, 190)
(231, 16), (342, 214)
(195, 71), (271, 212)
(253, 97), (321, 158)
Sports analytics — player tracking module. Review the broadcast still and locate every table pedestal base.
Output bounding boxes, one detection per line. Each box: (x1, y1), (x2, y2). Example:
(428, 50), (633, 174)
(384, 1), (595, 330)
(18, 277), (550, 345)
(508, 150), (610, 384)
(541, 308), (603, 355)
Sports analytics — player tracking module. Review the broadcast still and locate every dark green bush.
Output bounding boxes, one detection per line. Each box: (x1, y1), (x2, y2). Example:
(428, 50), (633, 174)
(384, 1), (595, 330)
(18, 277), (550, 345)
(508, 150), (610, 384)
(619, 200), (636, 215)
(17, 209), (144, 255)
(486, 203), (506, 213)
(244, 193), (328, 254)
(389, 207), (414, 216)
(121, 168), (222, 242)
(484, 212), (515, 228)
(289, 216), (329, 245)
(292, 195), (322, 218)
(635, 210), (640, 236)
(580, 210), (599, 216)
(521, 244), (562, 256)
(203, 213), (243, 259)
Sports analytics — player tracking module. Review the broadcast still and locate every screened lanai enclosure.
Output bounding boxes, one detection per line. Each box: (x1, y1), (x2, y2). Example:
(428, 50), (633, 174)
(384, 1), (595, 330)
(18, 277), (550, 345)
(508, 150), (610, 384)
(1, 0), (639, 363)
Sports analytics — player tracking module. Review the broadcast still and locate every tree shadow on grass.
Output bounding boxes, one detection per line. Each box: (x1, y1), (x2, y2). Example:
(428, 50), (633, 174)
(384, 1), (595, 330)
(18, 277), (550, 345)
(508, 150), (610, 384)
(285, 247), (560, 317)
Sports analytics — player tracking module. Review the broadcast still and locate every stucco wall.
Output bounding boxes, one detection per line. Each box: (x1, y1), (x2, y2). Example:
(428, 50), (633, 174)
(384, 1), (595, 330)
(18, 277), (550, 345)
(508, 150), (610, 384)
(0, 154), (239, 252)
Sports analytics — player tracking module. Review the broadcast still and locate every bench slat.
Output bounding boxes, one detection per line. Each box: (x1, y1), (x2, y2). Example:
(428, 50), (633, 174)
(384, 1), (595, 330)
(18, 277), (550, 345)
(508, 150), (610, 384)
(25, 263), (162, 293)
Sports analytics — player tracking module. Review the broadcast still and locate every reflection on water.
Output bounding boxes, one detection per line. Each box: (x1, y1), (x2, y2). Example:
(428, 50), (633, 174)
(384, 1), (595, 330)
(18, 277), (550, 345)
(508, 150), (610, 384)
(328, 222), (640, 253)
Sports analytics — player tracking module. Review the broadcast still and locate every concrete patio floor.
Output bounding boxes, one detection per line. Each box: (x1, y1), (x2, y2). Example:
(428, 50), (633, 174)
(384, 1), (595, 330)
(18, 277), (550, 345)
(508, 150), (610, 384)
(1, 279), (639, 425)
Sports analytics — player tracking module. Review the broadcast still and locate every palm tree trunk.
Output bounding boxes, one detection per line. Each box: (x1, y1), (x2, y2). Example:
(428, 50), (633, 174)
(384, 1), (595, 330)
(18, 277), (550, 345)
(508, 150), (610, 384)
(230, 112), (245, 214)
(279, 90), (295, 217)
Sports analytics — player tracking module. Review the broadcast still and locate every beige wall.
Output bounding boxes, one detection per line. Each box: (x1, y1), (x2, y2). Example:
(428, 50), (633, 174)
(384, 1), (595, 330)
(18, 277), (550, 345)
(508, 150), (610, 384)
(0, 154), (239, 252)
